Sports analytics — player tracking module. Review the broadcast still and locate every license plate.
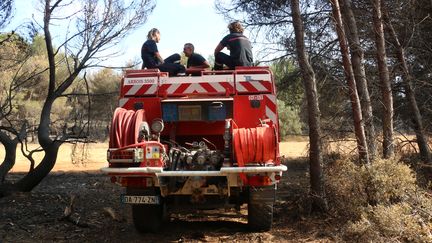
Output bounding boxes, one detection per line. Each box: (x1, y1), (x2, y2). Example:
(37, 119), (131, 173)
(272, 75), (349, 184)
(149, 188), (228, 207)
(121, 195), (160, 204)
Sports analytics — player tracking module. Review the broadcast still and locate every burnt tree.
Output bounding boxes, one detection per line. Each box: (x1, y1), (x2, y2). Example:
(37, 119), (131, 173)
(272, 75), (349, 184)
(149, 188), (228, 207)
(0, 0), (155, 193)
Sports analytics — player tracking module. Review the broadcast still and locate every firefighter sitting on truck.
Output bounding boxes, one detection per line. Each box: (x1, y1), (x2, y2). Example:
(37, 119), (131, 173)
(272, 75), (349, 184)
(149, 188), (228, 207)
(183, 43), (210, 76)
(141, 28), (186, 76)
(183, 43), (210, 69)
(214, 21), (253, 70)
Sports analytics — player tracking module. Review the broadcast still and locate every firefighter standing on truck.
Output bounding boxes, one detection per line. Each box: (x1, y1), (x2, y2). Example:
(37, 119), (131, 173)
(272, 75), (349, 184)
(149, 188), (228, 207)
(214, 21), (253, 70)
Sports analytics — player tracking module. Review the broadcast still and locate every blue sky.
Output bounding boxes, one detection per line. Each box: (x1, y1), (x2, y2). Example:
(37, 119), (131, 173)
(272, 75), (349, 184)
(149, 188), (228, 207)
(7, 0), (240, 67)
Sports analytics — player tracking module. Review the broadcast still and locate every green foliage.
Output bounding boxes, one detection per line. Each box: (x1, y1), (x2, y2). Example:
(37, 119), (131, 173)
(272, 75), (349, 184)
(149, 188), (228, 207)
(0, 32), (30, 70)
(89, 68), (120, 118)
(30, 34), (46, 56)
(206, 55), (215, 67)
(87, 68), (120, 140)
(0, 31), (122, 141)
(278, 99), (302, 138)
(1, 32), (90, 137)
(270, 58), (304, 138)
(0, 32), (29, 50)
(325, 158), (432, 242)
(271, 58), (303, 108)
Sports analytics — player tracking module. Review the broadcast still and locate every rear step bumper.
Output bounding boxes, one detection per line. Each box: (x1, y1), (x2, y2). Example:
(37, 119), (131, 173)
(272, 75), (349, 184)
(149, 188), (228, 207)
(100, 165), (287, 177)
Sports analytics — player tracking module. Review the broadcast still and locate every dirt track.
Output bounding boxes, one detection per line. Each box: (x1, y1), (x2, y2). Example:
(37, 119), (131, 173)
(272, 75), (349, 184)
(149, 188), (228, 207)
(0, 140), (336, 242)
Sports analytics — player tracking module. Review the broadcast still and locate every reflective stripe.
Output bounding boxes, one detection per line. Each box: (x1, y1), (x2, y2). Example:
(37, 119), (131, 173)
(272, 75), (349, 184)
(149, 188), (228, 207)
(119, 98), (128, 108)
(126, 85), (142, 95)
(264, 94), (277, 124)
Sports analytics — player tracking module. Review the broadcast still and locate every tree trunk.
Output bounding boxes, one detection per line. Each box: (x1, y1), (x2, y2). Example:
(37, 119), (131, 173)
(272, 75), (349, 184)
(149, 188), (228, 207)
(14, 144), (60, 191)
(14, 98), (60, 191)
(372, 0), (394, 158)
(0, 131), (18, 183)
(340, 0), (377, 161)
(9, 1), (67, 192)
(382, 7), (431, 163)
(291, 0), (327, 212)
(330, 0), (370, 164)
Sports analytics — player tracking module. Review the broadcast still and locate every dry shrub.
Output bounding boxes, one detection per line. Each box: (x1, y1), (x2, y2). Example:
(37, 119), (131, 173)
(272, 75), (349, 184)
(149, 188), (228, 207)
(325, 158), (432, 242)
(347, 203), (432, 242)
(364, 158), (417, 204)
(325, 159), (368, 219)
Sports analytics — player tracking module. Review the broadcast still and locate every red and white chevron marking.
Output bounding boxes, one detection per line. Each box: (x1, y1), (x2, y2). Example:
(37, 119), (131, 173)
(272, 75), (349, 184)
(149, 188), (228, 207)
(158, 75), (234, 95)
(264, 94), (278, 125)
(121, 84), (158, 96)
(236, 73), (272, 93)
(119, 98), (130, 108)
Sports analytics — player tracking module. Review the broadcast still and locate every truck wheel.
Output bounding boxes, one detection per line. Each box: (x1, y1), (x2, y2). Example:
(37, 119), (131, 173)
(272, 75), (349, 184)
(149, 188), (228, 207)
(127, 187), (165, 233)
(132, 203), (164, 233)
(247, 186), (275, 231)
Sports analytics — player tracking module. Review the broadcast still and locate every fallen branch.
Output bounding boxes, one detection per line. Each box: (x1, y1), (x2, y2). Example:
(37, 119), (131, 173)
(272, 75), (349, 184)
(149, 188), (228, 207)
(103, 207), (121, 221)
(59, 194), (90, 228)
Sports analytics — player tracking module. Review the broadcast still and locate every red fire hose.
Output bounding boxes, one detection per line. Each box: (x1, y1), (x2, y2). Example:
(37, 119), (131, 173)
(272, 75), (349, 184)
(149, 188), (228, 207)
(232, 126), (276, 165)
(232, 124), (277, 184)
(109, 108), (146, 148)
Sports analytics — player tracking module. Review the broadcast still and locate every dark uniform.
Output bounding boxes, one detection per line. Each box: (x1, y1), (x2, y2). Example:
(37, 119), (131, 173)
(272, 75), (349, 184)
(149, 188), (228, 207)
(187, 53), (207, 68)
(215, 33), (253, 69)
(141, 40), (185, 75)
(141, 39), (160, 68)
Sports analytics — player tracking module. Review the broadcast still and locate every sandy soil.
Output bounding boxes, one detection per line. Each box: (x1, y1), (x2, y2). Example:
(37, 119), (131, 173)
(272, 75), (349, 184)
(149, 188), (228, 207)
(0, 139), (339, 242)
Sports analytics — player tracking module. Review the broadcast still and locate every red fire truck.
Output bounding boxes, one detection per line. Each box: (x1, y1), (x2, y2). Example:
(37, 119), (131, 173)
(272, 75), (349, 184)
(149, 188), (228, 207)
(101, 67), (287, 232)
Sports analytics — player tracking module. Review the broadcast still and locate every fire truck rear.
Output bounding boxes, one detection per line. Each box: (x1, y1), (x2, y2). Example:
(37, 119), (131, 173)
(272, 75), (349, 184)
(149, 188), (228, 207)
(101, 67), (287, 232)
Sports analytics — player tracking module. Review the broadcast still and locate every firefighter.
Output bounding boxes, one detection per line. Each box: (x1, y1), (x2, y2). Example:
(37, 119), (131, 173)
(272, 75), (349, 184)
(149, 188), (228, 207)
(141, 28), (186, 76)
(213, 21), (253, 70)
(183, 43), (210, 69)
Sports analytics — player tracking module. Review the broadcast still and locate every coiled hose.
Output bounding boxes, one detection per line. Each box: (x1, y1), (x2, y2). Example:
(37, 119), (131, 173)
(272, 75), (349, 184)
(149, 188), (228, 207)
(232, 126), (276, 166)
(109, 108), (146, 148)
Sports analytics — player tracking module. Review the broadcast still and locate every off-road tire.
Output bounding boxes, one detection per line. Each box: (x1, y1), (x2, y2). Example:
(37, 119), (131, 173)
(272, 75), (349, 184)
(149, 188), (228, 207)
(127, 187), (165, 233)
(247, 186), (275, 231)
(132, 203), (164, 233)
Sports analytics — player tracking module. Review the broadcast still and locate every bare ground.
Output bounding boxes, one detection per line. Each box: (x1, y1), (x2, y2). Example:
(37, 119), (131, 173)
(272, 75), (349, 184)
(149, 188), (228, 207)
(0, 141), (338, 242)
